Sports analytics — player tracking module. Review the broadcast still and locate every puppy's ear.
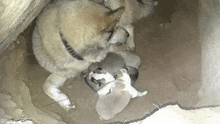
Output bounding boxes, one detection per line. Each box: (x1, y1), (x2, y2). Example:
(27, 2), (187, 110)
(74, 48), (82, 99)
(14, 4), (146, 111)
(102, 7), (125, 32)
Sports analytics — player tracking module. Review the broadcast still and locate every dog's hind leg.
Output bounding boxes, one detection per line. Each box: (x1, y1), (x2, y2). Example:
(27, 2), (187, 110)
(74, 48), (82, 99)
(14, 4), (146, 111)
(43, 73), (75, 111)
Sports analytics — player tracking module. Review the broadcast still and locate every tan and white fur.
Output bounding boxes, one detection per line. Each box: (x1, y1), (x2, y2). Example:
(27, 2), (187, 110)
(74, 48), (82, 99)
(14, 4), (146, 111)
(94, 68), (147, 120)
(32, 0), (125, 111)
(88, 68), (116, 95)
(104, 0), (158, 51)
(89, 67), (115, 87)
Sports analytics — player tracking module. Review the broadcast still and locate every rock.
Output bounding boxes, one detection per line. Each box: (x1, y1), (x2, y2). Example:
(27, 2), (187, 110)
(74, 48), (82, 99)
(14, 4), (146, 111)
(0, 0), (50, 54)
(1, 100), (16, 108)
(0, 93), (11, 101)
(12, 109), (24, 118)
(0, 107), (6, 116)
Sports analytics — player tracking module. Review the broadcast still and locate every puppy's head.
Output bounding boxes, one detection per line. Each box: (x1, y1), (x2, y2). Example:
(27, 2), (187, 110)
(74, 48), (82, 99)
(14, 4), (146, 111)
(89, 68), (115, 85)
(116, 68), (131, 85)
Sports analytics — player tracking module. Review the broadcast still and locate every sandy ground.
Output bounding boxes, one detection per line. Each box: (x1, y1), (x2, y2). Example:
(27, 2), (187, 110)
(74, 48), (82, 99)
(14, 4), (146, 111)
(0, 0), (203, 123)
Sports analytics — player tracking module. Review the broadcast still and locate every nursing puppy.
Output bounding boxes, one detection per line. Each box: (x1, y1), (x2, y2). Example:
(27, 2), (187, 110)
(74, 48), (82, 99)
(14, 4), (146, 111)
(94, 69), (147, 120)
(84, 51), (141, 91)
(32, 0), (125, 110)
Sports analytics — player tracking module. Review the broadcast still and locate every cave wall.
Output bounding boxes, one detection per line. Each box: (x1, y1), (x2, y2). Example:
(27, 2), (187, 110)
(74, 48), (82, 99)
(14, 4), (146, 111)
(198, 0), (220, 106)
(0, 0), (50, 54)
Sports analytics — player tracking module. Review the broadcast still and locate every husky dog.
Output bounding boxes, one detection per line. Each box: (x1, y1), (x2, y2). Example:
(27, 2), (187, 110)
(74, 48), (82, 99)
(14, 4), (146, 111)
(32, 0), (125, 110)
(94, 68), (147, 120)
(104, 0), (158, 51)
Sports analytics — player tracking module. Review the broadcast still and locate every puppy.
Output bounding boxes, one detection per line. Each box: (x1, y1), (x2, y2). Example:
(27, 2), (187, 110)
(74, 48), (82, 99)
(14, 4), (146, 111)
(84, 51), (141, 91)
(32, 0), (125, 110)
(89, 67), (115, 87)
(94, 69), (147, 120)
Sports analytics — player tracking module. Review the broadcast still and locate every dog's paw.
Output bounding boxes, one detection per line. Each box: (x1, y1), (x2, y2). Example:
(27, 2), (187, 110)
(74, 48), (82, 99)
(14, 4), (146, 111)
(126, 41), (135, 51)
(62, 105), (75, 111)
(59, 100), (76, 111)
(54, 93), (75, 111)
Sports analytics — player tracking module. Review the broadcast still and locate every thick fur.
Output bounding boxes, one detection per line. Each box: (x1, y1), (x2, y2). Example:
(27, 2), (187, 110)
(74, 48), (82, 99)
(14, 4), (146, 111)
(95, 69), (147, 120)
(32, 0), (125, 110)
(104, 0), (157, 51)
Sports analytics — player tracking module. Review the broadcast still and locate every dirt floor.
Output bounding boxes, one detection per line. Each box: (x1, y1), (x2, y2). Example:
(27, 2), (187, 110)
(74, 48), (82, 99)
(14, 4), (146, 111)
(0, 0), (202, 123)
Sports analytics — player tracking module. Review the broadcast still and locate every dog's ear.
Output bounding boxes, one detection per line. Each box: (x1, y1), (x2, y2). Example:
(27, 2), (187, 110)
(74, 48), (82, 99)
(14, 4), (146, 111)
(102, 7), (125, 32)
(106, 7), (125, 21)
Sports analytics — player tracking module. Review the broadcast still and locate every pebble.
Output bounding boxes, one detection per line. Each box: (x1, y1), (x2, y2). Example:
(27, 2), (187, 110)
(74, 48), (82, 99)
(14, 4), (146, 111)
(0, 107), (6, 116)
(12, 109), (24, 118)
(0, 93), (11, 101)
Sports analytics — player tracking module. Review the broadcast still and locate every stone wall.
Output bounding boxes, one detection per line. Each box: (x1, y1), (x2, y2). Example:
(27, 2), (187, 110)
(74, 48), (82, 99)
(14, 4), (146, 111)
(0, 0), (50, 54)
(197, 0), (220, 106)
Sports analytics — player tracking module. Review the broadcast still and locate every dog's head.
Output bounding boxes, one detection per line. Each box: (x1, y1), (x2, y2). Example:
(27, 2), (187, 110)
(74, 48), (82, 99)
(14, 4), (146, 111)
(59, 1), (125, 62)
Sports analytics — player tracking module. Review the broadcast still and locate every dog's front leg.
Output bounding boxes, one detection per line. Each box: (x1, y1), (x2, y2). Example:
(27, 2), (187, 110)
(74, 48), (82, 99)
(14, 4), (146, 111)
(108, 27), (129, 45)
(124, 25), (135, 51)
(43, 73), (75, 111)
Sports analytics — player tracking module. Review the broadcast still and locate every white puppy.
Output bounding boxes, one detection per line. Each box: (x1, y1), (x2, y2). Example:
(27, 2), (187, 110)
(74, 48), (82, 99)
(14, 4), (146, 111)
(91, 68), (147, 120)
(92, 68), (147, 97)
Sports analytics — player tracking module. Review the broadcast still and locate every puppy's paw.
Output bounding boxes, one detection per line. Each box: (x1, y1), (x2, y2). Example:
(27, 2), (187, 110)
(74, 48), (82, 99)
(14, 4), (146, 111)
(142, 91), (148, 95)
(139, 91), (147, 97)
(138, 91), (148, 97)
